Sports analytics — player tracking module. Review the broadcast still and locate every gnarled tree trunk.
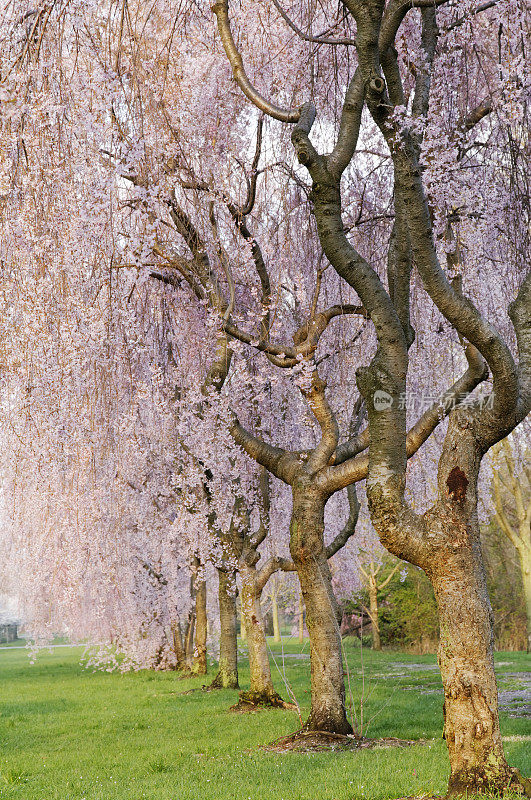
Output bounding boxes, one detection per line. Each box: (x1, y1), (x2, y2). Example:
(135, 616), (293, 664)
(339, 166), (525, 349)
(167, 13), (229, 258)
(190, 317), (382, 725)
(290, 479), (352, 734)
(424, 413), (524, 796)
(430, 551), (510, 796)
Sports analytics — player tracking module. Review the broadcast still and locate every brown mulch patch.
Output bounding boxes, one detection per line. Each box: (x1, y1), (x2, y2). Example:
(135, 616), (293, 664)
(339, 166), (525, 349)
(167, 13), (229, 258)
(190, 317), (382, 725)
(178, 683), (217, 695)
(229, 699), (297, 714)
(261, 729), (426, 753)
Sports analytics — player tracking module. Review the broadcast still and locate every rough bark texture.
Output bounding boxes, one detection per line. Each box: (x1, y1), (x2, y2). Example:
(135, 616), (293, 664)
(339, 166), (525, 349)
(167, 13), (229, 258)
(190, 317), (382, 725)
(431, 560), (510, 797)
(210, 568), (239, 689)
(298, 591), (305, 644)
(424, 411), (518, 796)
(290, 479), (352, 734)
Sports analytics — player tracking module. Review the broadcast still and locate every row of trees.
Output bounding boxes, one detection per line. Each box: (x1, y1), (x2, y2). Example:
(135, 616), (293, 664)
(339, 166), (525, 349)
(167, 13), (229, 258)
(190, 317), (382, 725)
(0, 0), (529, 797)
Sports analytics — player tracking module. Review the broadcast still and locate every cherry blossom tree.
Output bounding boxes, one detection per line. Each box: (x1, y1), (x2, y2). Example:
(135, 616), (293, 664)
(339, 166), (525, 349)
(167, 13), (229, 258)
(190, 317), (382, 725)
(210, 0), (530, 792)
(1, 2), (530, 795)
(2, 0), (492, 742)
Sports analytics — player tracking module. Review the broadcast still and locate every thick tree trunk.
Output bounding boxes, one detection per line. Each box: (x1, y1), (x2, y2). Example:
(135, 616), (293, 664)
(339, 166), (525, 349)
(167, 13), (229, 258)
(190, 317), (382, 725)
(192, 574), (208, 675)
(290, 481), (352, 734)
(429, 539), (513, 796)
(425, 414), (524, 796)
(210, 569), (239, 689)
(239, 564), (285, 706)
(368, 580), (381, 651)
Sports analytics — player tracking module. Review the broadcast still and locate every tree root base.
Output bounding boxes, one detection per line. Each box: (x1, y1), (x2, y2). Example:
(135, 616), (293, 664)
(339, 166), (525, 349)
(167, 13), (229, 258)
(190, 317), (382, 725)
(446, 767), (531, 798)
(204, 673), (239, 691)
(229, 690), (296, 713)
(262, 730), (424, 753)
(175, 668), (193, 680)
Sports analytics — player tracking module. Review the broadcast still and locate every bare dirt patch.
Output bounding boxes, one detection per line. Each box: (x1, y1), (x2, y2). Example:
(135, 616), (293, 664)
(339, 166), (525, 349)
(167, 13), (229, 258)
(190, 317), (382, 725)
(229, 698), (297, 714)
(261, 730), (425, 753)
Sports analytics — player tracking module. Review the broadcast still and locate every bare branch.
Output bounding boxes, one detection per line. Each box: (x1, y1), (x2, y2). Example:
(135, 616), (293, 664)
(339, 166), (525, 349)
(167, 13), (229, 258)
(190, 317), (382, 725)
(256, 555), (296, 592)
(212, 0), (301, 123)
(250, 467), (271, 549)
(508, 271), (531, 422)
(325, 484), (360, 558)
(378, 559), (402, 590)
(447, 0), (501, 32)
(302, 372), (339, 472)
(239, 115), (264, 217)
(327, 68), (365, 179)
(461, 99), (493, 132)
(229, 416), (301, 485)
(405, 342), (488, 456)
(271, 0), (356, 46)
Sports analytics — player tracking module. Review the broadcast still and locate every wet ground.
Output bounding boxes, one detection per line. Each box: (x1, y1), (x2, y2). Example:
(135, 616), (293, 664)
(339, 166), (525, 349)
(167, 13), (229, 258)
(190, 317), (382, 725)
(384, 661), (531, 719)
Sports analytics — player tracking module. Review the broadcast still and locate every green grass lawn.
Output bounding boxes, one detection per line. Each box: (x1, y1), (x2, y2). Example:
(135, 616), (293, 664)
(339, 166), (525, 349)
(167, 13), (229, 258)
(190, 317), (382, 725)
(0, 640), (529, 800)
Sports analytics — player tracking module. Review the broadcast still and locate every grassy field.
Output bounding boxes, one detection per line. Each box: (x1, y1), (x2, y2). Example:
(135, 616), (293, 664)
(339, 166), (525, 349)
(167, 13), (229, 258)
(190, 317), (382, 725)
(0, 640), (529, 800)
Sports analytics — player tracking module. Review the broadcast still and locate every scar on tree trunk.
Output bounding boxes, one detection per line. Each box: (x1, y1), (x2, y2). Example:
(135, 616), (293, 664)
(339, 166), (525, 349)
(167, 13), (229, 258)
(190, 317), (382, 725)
(427, 447), (531, 797)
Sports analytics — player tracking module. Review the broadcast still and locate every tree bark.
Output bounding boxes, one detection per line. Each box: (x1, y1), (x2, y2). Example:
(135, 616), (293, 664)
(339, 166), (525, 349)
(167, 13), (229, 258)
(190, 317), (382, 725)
(192, 573), (208, 675)
(290, 479), (352, 734)
(368, 579), (381, 651)
(171, 620), (188, 671)
(424, 412), (522, 796)
(430, 550), (511, 797)
(209, 568), (239, 689)
(184, 615), (195, 668)
(239, 564), (286, 706)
